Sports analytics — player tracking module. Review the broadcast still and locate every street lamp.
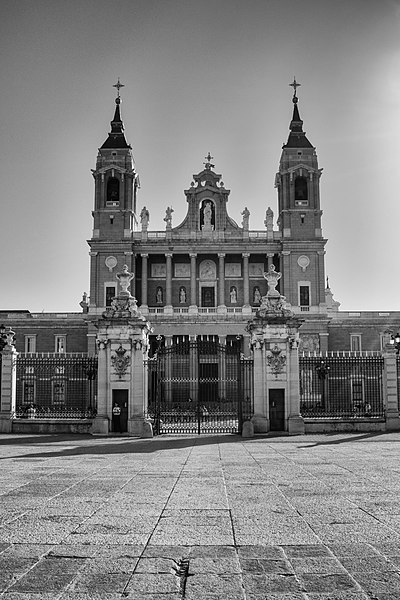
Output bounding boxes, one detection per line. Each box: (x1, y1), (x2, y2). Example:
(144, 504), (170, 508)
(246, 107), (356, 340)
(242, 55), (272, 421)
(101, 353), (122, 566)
(315, 360), (330, 410)
(0, 325), (7, 351)
(390, 332), (400, 354)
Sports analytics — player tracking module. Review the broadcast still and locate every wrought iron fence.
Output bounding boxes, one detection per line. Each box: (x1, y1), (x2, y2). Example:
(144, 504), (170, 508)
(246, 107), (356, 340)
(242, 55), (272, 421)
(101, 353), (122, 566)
(15, 353), (98, 419)
(147, 340), (253, 434)
(299, 353), (384, 419)
(397, 355), (400, 411)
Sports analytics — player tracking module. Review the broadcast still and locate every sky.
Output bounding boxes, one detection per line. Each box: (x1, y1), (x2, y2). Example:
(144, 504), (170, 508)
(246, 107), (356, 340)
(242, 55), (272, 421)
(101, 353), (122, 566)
(0, 0), (399, 313)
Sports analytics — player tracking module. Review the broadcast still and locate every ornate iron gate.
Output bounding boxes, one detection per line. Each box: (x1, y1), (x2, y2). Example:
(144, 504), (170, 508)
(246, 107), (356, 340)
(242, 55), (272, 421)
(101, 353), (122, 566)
(148, 340), (253, 434)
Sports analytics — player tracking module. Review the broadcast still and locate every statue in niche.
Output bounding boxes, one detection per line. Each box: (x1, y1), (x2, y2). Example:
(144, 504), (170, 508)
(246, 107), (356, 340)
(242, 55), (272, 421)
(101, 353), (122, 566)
(179, 287), (187, 303)
(241, 207), (250, 230)
(140, 206), (149, 230)
(156, 286), (163, 304)
(203, 202), (212, 225)
(201, 201), (214, 231)
(253, 286), (261, 304)
(164, 206), (174, 228)
(230, 287), (237, 304)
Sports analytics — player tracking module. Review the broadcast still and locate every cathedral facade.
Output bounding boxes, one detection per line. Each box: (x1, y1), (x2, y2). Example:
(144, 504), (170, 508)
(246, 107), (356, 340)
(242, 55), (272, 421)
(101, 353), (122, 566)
(3, 85), (399, 355)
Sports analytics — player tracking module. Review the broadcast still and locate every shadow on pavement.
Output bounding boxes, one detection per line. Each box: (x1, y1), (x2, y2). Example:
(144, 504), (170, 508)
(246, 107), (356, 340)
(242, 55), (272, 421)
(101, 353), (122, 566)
(0, 433), (248, 461)
(298, 431), (399, 448)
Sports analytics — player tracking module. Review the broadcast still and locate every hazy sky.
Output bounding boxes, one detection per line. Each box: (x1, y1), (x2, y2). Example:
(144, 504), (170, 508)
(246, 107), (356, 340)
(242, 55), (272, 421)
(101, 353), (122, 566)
(1, 0), (399, 313)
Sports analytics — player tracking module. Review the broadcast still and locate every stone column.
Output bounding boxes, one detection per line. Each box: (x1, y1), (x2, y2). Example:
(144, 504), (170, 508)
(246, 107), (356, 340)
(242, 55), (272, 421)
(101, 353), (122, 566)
(281, 251), (291, 300)
(383, 346), (400, 431)
(242, 253), (251, 314)
(92, 339), (109, 434)
(89, 251), (98, 307)
(317, 250), (326, 307)
(319, 332), (329, 353)
(0, 335), (18, 433)
(140, 253), (148, 311)
(218, 253), (226, 312)
(165, 253), (173, 315)
(251, 336), (269, 432)
(189, 253), (197, 313)
(287, 341), (305, 434)
(267, 253), (274, 271)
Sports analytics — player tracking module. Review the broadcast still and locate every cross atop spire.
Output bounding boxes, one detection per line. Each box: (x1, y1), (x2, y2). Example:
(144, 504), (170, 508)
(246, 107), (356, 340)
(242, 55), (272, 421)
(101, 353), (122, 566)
(289, 77), (301, 104)
(113, 78), (124, 101)
(203, 152), (215, 170)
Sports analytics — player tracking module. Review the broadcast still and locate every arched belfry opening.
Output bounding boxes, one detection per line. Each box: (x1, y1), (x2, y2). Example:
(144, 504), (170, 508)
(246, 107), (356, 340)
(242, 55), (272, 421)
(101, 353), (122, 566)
(294, 176), (308, 202)
(107, 177), (120, 205)
(200, 199), (215, 231)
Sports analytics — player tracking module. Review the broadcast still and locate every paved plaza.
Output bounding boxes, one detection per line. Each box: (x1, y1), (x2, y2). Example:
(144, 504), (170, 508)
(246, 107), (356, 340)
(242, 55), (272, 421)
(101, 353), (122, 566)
(1, 433), (400, 599)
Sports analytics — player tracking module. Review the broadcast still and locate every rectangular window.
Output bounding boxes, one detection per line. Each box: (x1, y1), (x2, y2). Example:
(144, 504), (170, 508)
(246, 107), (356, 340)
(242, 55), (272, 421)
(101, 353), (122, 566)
(350, 334), (362, 352)
(299, 285), (310, 306)
(55, 336), (66, 353)
(53, 381), (66, 404)
(105, 286), (116, 307)
(23, 381), (35, 404)
(24, 335), (36, 353)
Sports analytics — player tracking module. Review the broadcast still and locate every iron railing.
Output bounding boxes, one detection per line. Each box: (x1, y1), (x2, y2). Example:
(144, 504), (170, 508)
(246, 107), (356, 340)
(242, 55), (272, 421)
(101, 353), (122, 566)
(147, 340), (253, 434)
(15, 353), (98, 419)
(397, 354), (400, 411)
(299, 353), (384, 419)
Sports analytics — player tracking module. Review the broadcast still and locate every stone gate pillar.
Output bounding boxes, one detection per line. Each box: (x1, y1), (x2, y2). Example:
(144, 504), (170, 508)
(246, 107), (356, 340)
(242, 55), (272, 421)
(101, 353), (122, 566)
(246, 265), (305, 435)
(91, 265), (153, 437)
(0, 328), (18, 433)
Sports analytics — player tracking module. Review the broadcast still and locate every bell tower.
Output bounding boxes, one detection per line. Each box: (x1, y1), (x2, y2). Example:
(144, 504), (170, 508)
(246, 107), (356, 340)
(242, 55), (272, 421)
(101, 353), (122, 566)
(88, 81), (139, 311)
(275, 80), (327, 313)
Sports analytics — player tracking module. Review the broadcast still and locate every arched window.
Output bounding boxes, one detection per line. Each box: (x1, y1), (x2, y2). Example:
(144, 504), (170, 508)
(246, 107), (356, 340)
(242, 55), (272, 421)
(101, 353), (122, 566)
(107, 177), (119, 204)
(294, 176), (308, 201)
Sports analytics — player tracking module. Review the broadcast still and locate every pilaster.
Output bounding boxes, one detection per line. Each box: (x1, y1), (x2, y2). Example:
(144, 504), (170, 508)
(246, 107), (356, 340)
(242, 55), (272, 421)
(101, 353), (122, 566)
(383, 346), (400, 431)
(0, 343), (18, 433)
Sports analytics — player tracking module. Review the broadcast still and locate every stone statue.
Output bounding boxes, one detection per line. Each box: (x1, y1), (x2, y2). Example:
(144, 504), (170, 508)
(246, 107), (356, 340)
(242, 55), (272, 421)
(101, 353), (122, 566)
(253, 287), (261, 304)
(179, 287), (186, 303)
(164, 206), (174, 228)
(264, 207), (274, 230)
(140, 206), (149, 230)
(241, 207), (250, 230)
(203, 202), (212, 225)
(230, 287), (237, 303)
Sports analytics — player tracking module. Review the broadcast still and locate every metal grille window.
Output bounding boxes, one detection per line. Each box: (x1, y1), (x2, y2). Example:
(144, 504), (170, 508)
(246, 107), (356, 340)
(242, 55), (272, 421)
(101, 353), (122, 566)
(53, 381), (66, 404)
(22, 381), (35, 404)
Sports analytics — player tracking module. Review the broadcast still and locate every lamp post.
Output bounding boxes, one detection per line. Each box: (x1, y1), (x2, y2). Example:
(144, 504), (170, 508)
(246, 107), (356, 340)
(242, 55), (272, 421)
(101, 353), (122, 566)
(0, 324), (7, 351)
(390, 332), (400, 354)
(316, 360), (330, 411)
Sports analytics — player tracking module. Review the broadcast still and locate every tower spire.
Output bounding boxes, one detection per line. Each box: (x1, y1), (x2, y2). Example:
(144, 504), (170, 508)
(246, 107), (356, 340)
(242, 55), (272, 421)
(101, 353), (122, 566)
(100, 79), (130, 149)
(284, 77), (313, 148)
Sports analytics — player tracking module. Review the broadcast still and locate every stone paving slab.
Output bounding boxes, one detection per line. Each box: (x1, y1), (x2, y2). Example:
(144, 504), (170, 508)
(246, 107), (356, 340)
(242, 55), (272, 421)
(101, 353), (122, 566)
(2, 432), (400, 598)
